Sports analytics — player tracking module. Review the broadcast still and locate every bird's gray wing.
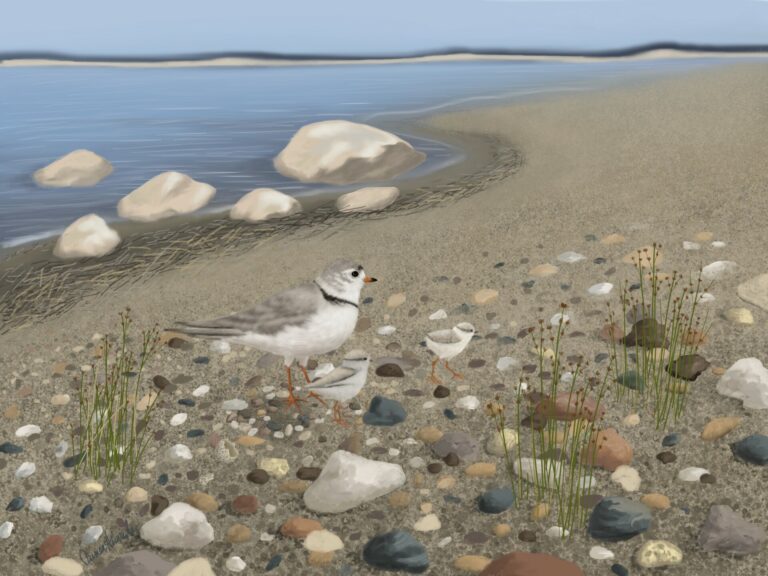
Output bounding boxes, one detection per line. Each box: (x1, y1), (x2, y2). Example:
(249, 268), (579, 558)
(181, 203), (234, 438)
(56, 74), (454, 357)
(174, 282), (322, 338)
(307, 366), (357, 389)
(427, 329), (458, 344)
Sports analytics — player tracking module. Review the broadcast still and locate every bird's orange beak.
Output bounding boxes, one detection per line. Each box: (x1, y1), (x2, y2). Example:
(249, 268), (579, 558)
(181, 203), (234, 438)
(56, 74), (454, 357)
(363, 274), (377, 284)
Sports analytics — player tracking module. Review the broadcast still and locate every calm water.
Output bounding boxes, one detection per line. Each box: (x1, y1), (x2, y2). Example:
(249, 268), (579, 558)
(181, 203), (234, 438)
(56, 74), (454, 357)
(0, 58), (724, 248)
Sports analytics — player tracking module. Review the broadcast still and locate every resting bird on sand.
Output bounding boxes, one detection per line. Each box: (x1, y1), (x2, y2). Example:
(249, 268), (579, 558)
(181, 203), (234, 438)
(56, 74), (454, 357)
(425, 322), (477, 385)
(304, 349), (370, 426)
(172, 259), (377, 409)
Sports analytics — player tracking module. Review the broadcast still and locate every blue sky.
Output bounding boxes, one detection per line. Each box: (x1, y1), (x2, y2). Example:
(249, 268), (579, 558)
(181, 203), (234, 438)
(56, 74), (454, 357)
(1, 0), (767, 56)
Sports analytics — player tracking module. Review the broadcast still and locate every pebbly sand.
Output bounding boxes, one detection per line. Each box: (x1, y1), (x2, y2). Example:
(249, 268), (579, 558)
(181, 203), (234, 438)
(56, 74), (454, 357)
(1, 61), (767, 575)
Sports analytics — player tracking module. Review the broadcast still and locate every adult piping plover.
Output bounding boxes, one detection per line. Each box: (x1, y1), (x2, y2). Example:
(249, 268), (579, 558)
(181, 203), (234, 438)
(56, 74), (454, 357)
(172, 259), (377, 409)
(425, 322), (477, 385)
(304, 349), (370, 426)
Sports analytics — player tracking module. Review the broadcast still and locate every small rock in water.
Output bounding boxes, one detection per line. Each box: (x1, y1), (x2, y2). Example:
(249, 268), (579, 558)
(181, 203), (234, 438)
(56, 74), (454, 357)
(0, 442), (23, 454)
(363, 530), (429, 573)
(222, 399), (248, 411)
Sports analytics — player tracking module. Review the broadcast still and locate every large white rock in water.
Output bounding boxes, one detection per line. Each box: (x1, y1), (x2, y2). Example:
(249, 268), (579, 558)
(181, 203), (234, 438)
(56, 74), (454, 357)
(274, 120), (425, 185)
(336, 186), (399, 213)
(34, 149), (112, 187)
(230, 188), (301, 222)
(303, 450), (405, 513)
(716, 358), (768, 409)
(738, 273), (768, 312)
(139, 502), (214, 549)
(117, 172), (215, 222)
(53, 214), (121, 259)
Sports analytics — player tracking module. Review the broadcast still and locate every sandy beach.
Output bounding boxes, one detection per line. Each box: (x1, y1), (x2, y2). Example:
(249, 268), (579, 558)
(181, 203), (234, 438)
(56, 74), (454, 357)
(1, 61), (767, 575)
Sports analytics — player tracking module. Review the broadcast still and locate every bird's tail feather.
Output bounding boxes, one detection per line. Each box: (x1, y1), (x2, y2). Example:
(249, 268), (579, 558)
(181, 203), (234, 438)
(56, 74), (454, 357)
(170, 322), (244, 340)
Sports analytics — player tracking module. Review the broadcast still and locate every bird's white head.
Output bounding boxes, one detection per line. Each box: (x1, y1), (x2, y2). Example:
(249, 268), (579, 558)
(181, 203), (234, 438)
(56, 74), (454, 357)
(343, 349), (371, 369)
(317, 259), (377, 303)
(454, 322), (476, 339)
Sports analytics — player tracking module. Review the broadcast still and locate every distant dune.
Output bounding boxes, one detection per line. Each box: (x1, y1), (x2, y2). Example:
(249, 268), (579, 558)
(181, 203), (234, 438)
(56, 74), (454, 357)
(2, 44), (768, 68)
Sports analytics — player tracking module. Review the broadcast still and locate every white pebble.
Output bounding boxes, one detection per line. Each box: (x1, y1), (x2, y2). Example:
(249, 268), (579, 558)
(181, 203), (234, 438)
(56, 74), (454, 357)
(169, 413), (188, 427)
(30, 496), (53, 513)
(456, 395), (480, 410)
(409, 457), (426, 469)
(496, 356), (518, 371)
(222, 399), (248, 411)
(590, 545), (615, 560)
(192, 385), (210, 397)
(376, 325), (397, 336)
(550, 313), (570, 326)
(545, 526), (569, 538)
(273, 431), (285, 439)
(701, 260), (738, 281)
(168, 444), (193, 460)
(264, 504), (277, 514)
(388, 448), (400, 456)
(260, 532), (274, 542)
(697, 292), (715, 303)
(0, 521), (13, 539)
(678, 467), (709, 481)
(15, 424), (41, 438)
(365, 437), (380, 446)
(15, 461), (36, 479)
(414, 513), (441, 532)
(82, 525), (104, 545)
(422, 401), (436, 409)
(683, 241), (701, 250)
(226, 556), (247, 572)
(557, 251), (586, 263)
(711, 241), (726, 248)
(210, 340), (231, 354)
(611, 465), (641, 492)
(437, 536), (452, 548)
(429, 309), (448, 320)
(54, 441), (68, 459)
(588, 282), (614, 296)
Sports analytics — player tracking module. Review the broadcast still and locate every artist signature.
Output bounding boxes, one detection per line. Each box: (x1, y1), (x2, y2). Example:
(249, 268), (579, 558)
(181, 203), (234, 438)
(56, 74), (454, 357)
(79, 525), (140, 565)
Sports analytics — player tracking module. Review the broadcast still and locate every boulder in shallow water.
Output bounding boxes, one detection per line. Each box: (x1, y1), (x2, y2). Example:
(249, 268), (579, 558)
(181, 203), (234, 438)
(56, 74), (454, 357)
(336, 187), (400, 213)
(34, 149), (112, 187)
(274, 120), (425, 185)
(53, 214), (121, 259)
(117, 172), (215, 222)
(230, 188), (301, 222)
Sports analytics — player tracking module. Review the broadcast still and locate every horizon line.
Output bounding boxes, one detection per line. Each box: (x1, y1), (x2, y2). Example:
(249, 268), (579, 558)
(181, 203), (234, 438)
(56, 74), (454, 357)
(3, 41), (768, 63)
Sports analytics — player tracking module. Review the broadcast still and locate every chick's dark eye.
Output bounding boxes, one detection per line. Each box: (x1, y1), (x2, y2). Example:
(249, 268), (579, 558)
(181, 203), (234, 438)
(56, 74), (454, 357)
(351, 271), (359, 277)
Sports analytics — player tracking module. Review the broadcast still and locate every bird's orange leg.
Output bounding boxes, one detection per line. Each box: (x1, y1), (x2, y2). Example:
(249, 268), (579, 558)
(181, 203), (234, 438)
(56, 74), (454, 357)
(298, 366), (326, 405)
(299, 365), (312, 383)
(285, 366), (303, 412)
(444, 361), (464, 380)
(429, 358), (443, 385)
(333, 402), (350, 427)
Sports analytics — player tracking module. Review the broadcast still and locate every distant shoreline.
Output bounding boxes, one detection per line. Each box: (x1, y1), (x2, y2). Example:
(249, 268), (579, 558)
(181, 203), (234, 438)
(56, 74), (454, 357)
(3, 48), (768, 68)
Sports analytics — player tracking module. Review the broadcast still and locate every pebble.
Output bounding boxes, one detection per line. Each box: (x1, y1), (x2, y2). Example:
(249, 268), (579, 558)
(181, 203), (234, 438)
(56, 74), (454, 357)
(0, 442), (23, 454)
(531, 502), (551, 520)
(281, 516), (323, 539)
(305, 529), (344, 552)
(125, 486), (148, 503)
(610, 465), (641, 492)
(376, 325), (397, 336)
(485, 428), (519, 457)
(641, 493), (671, 510)
(529, 263), (558, 277)
(473, 289), (498, 305)
(377, 363), (405, 378)
(731, 434), (768, 465)
(545, 526), (569, 539)
(725, 307), (754, 325)
(363, 396), (407, 426)
(259, 457), (290, 477)
(429, 309), (448, 320)
(493, 524), (512, 537)
(192, 385), (210, 397)
(466, 462), (496, 478)
(590, 545), (615, 560)
(168, 444), (193, 460)
(222, 399), (248, 411)
(678, 467), (709, 481)
(187, 492), (219, 512)
(387, 293), (406, 308)
(477, 487), (514, 513)
(588, 496), (651, 541)
(82, 525), (103, 545)
(414, 514), (442, 532)
(41, 557), (84, 576)
(634, 539), (683, 568)
(225, 556), (247, 573)
(363, 530), (429, 573)
(247, 468), (270, 484)
(656, 451), (677, 464)
(454, 555), (491, 573)
(265, 555), (282, 571)
(51, 394), (71, 406)
(622, 413), (640, 427)
(30, 496), (54, 513)
(588, 282), (613, 296)
(170, 413), (188, 426)
(456, 395), (480, 410)
(557, 251), (586, 263)
(15, 424), (41, 437)
(15, 461), (36, 479)
(662, 433), (680, 447)
(226, 524), (252, 543)
(611, 563), (630, 576)
(433, 385), (450, 398)
(231, 495), (259, 514)
(496, 357), (518, 371)
(518, 529), (537, 542)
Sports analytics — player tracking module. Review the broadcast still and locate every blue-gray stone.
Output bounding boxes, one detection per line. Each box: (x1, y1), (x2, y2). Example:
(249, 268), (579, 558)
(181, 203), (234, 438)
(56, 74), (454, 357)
(477, 487), (515, 514)
(432, 431), (480, 464)
(157, 473), (168, 485)
(265, 554), (282, 571)
(80, 504), (93, 518)
(363, 530), (429, 573)
(63, 452), (85, 468)
(731, 434), (768, 466)
(178, 398), (195, 407)
(186, 429), (204, 438)
(616, 371), (644, 392)
(698, 504), (767, 556)
(363, 396), (406, 426)
(611, 563), (629, 576)
(6, 497), (24, 511)
(662, 433), (680, 447)
(0, 442), (23, 454)
(588, 496), (652, 541)
(443, 408), (457, 420)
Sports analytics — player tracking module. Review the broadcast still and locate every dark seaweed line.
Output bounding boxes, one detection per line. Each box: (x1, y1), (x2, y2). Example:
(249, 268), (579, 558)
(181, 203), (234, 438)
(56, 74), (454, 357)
(0, 134), (521, 334)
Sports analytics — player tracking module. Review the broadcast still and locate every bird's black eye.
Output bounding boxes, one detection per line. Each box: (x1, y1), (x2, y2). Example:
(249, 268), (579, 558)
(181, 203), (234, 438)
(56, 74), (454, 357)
(351, 271), (359, 277)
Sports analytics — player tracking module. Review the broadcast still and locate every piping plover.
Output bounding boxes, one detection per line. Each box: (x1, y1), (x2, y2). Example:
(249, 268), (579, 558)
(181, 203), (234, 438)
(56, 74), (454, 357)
(304, 349), (370, 426)
(425, 322), (476, 385)
(172, 259), (377, 409)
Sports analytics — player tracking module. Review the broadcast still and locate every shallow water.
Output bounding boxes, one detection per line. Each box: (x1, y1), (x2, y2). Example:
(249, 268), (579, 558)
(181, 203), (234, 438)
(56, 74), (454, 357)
(0, 58), (725, 248)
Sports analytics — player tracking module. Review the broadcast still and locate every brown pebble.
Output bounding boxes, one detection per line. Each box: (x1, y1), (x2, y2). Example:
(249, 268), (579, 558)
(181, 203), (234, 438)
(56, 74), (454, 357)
(468, 359), (486, 368)
(700, 473), (717, 484)
(531, 502), (550, 520)
(355, 318), (372, 332)
(641, 493), (671, 510)
(231, 495), (259, 514)
(464, 531), (489, 545)
(444, 452), (460, 467)
(416, 426), (443, 444)
(701, 416), (741, 441)
(247, 469), (269, 484)
(412, 472), (426, 489)
(226, 523), (252, 543)
(236, 435), (266, 447)
(656, 451), (677, 464)
(51, 415), (66, 426)
(38, 534), (64, 563)
(518, 529), (537, 542)
(433, 385), (450, 398)
(465, 462), (496, 478)
(493, 524), (512, 537)
(427, 463), (443, 474)
(296, 467), (321, 481)
(279, 479), (310, 494)
(454, 555), (492, 573)
(280, 516), (322, 539)
(308, 551), (335, 566)
(388, 491), (411, 509)
(4, 404), (20, 419)
(338, 432), (363, 454)
(186, 492), (219, 513)
(376, 363), (405, 378)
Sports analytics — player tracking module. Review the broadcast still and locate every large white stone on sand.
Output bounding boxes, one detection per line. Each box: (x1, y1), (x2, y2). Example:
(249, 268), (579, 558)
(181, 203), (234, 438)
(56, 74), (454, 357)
(117, 172), (215, 222)
(716, 358), (768, 409)
(701, 260), (738, 281)
(167, 557), (216, 576)
(34, 149), (112, 187)
(53, 214), (121, 259)
(303, 450), (405, 513)
(230, 188), (301, 222)
(274, 120), (425, 185)
(139, 502), (214, 549)
(738, 273), (768, 312)
(336, 187), (400, 213)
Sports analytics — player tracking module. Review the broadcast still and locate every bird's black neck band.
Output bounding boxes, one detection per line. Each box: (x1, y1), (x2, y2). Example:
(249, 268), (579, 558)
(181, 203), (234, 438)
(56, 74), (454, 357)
(315, 281), (358, 309)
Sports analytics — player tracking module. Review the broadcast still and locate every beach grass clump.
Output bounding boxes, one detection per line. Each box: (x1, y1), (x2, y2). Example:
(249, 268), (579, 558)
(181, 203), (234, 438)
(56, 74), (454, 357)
(489, 304), (612, 537)
(69, 309), (161, 484)
(606, 243), (712, 429)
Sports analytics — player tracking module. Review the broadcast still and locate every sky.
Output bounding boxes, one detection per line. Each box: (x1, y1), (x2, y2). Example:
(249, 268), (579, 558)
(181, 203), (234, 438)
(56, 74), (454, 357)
(1, 0), (767, 56)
